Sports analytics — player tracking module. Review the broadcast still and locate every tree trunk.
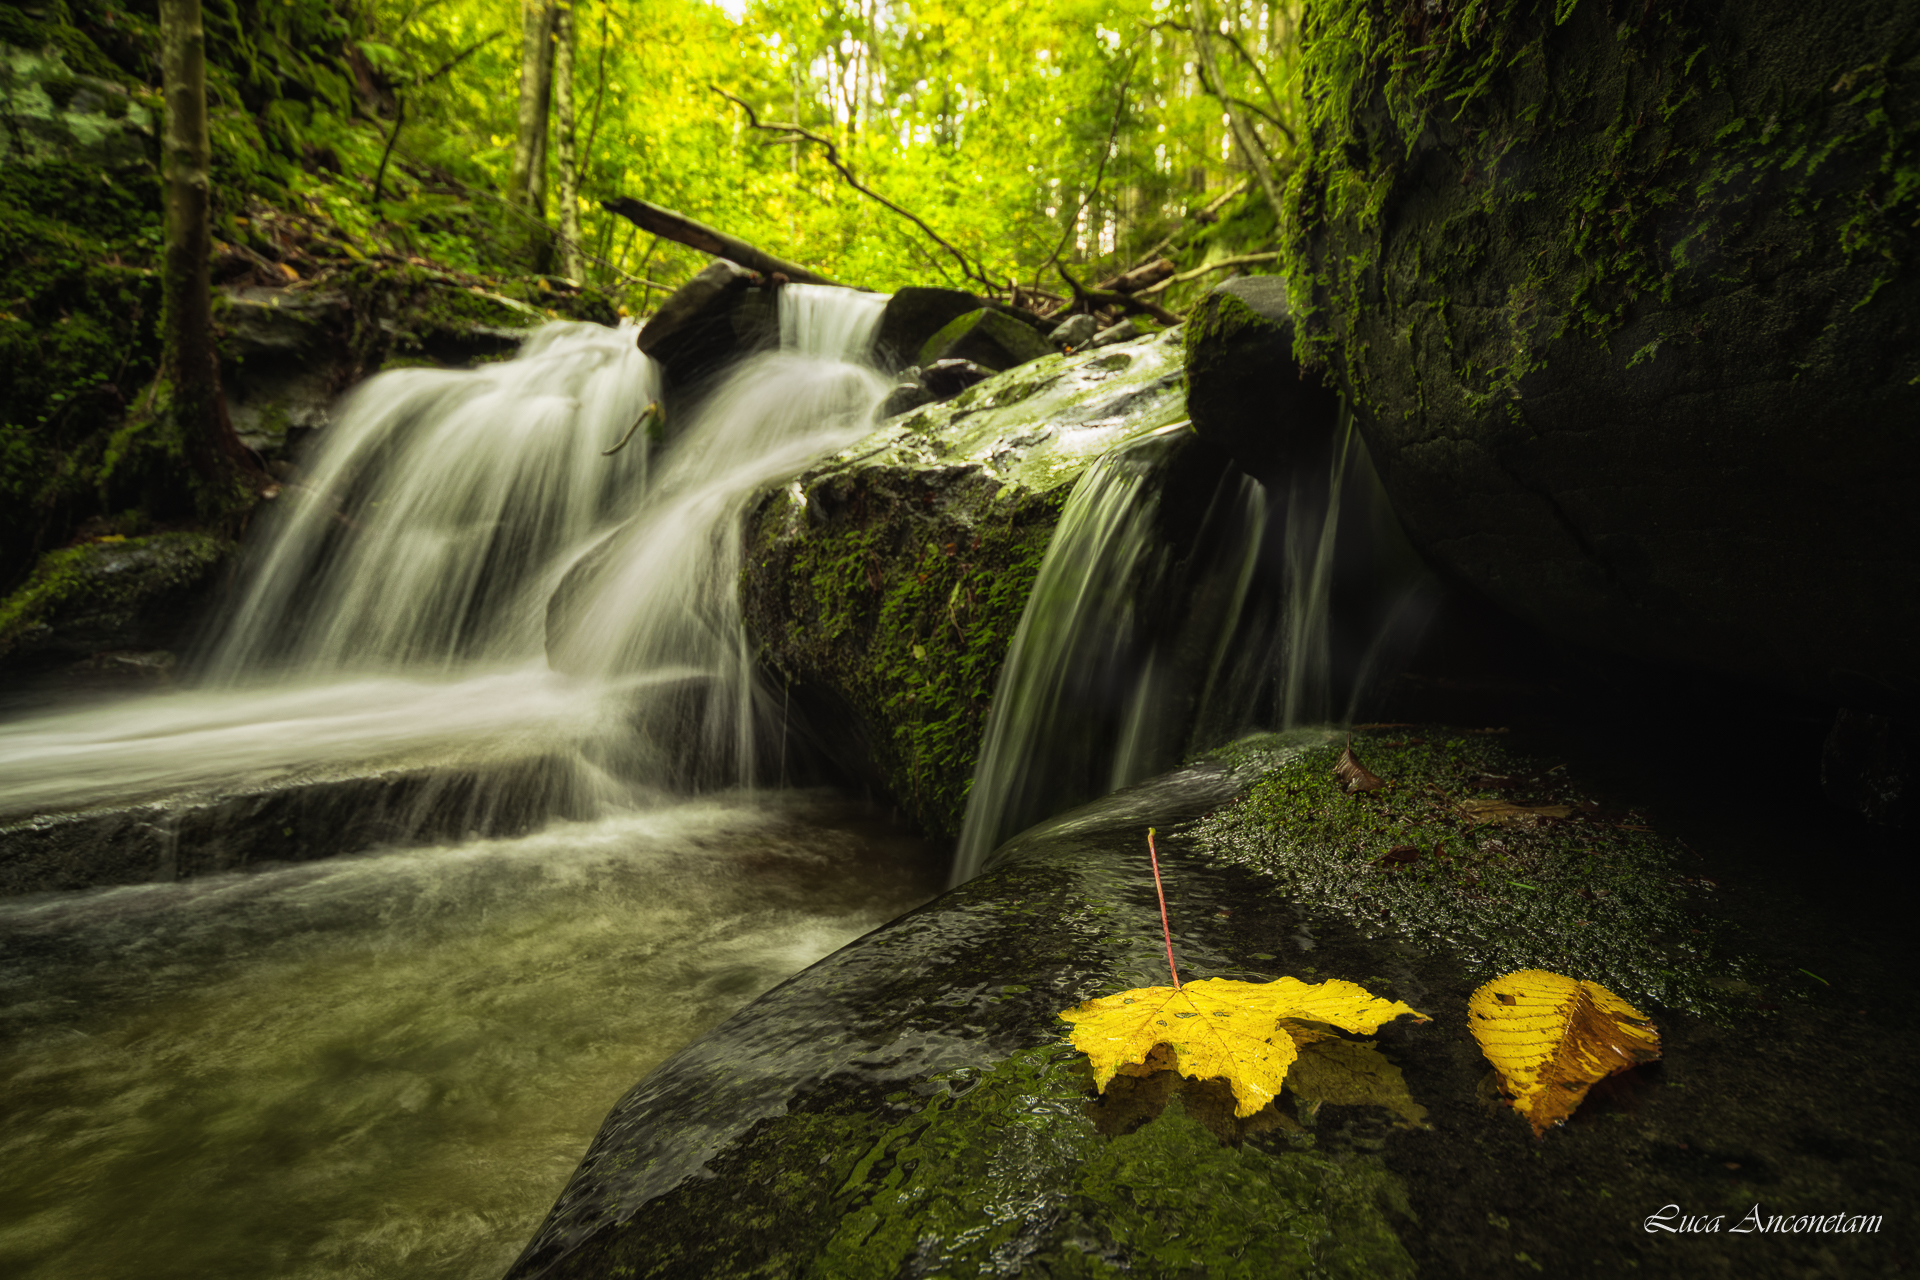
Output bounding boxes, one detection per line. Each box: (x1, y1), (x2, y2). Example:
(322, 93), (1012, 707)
(1190, 0), (1287, 223)
(158, 0), (253, 510)
(508, 0), (557, 265)
(553, 0), (582, 281)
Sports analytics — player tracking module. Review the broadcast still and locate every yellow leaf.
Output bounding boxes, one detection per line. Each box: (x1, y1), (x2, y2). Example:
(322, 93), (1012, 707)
(1467, 969), (1661, 1136)
(1060, 976), (1427, 1119)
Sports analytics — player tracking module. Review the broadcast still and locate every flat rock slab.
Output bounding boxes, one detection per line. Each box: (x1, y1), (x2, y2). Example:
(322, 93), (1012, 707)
(509, 726), (1917, 1278)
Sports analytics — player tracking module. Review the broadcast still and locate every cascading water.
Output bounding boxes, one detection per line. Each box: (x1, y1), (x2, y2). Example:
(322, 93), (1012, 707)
(951, 415), (1433, 885)
(0, 289), (917, 1280)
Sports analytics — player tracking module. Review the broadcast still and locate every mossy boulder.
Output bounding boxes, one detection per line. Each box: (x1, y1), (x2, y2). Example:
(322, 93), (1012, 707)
(1283, 0), (1920, 708)
(0, 531), (231, 672)
(1183, 277), (1344, 484)
(509, 725), (1916, 1278)
(872, 285), (981, 370)
(917, 306), (1056, 371)
(739, 330), (1190, 839)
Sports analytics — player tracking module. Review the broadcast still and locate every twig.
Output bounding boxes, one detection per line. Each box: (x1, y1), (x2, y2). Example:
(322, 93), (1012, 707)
(1136, 251), (1279, 296)
(603, 400), (661, 455)
(1057, 262), (1182, 326)
(1147, 828), (1182, 989)
(710, 85), (990, 289)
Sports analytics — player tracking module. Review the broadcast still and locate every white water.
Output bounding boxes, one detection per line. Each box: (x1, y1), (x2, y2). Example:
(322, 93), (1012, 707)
(0, 291), (917, 1280)
(0, 292), (891, 816)
(951, 427), (1267, 884)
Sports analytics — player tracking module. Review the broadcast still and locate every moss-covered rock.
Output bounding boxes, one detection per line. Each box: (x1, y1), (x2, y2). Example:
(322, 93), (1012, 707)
(1282, 0), (1920, 708)
(1183, 277), (1344, 484)
(0, 531), (231, 670)
(509, 727), (1916, 1278)
(739, 329), (1191, 839)
(917, 306), (1057, 371)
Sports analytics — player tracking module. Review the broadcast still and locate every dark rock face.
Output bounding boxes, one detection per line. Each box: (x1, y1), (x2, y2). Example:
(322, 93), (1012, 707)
(873, 358), (995, 418)
(1285, 0), (1920, 706)
(917, 306), (1056, 371)
(872, 285), (981, 370)
(739, 331), (1190, 838)
(633, 259), (775, 387)
(0, 532), (230, 674)
(1183, 277), (1344, 484)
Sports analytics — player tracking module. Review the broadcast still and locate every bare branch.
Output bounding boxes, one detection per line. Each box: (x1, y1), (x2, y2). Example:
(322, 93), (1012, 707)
(711, 85), (990, 290)
(1036, 50), (1141, 294)
(1136, 251), (1279, 296)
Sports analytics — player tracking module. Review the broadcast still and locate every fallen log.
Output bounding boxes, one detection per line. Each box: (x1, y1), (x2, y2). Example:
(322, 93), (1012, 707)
(1094, 257), (1176, 294)
(601, 196), (841, 287)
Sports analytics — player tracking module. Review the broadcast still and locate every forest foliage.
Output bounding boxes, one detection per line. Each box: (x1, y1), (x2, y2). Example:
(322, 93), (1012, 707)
(1, 0), (1305, 588)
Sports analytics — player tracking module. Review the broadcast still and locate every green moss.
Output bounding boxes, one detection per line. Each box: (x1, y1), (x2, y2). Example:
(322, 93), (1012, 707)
(0, 530), (229, 660)
(1191, 728), (1749, 1018)
(759, 480), (1063, 838)
(799, 1045), (1414, 1279)
(1281, 0), (1919, 408)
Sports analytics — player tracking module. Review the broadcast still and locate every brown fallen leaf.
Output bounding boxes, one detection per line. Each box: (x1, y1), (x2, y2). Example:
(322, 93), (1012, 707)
(1468, 969), (1661, 1136)
(1376, 844), (1422, 868)
(1458, 798), (1574, 825)
(1334, 743), (1386, 794)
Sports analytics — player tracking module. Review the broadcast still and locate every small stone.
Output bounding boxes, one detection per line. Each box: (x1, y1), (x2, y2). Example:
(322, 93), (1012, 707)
(1047, 313), (1097, 347)
(1089, 319), (1139, 347)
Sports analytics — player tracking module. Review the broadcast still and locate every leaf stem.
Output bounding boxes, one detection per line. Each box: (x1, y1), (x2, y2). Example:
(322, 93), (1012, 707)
(1147, 828), (1181, 989)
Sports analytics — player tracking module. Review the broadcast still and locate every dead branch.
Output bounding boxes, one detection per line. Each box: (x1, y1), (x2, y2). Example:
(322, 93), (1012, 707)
(600, 196), (840, 285)
(1122, 179), (1249, 275)
(1095, 257), (1176, 294)
(1056, 262), (1182, 326)
(711, 86), (990, 290)
(1136, 251), (1279, 296)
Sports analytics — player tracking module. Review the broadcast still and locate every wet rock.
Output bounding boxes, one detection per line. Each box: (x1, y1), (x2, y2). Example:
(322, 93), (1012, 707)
(1183, 276), (1343, 485)
(0, 43), (154, 168)
(1047, 312), (1097, 348)
(873, 358), (995, 420)
(1089, 317), (1140, 347)
(634, 260), (775, 386)
(916, 306), (1055, 371)
(511, 724), (1917, 1279)
(0, 533), (231, 676)
(739, 329), (1190, 838)
(1288, 0), (1920, 704)
(220, 287), (353, 459)
(872, 286), (982, 371)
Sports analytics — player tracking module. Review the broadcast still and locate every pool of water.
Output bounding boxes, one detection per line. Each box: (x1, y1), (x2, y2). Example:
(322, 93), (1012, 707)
(0, 791), (941, 1280)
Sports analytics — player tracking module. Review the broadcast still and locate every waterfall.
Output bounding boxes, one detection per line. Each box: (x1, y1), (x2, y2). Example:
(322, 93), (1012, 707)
(0, 289), (891, 817)
(950, 415), (1431, 885)
(951, 428), (1268, 884)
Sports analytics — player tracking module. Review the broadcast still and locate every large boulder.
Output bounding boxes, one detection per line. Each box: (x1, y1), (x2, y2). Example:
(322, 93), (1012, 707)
(871, 285), (982, 370)
(1183, 276), (1344, 484)
(739, 329), (1190, 838)
(0, 532), (230, 677)
(917, 306), (1056, 371)
(1282, 0), (1920, 708)
(633, 259), (776, 387)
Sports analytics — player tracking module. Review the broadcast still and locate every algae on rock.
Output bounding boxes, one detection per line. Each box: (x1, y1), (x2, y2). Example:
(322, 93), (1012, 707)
(740, 329), (1192, 839)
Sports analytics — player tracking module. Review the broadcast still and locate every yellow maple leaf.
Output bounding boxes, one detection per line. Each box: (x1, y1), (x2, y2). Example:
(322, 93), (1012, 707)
(1467, 968), (1661, 1136)
(1060, 976), (1427, 1118)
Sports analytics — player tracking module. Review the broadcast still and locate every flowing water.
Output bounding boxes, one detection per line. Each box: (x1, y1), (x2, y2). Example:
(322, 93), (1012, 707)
(0, 291), (917, 1279)
(951, 416), (1434, 884)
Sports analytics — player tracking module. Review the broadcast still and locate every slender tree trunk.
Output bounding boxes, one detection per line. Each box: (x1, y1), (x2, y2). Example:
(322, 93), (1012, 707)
(1191, 0), (1287, 221)
(554, 0), (582, 281)
(508, 0), (557, 266)
(158, 0), (253, 509)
